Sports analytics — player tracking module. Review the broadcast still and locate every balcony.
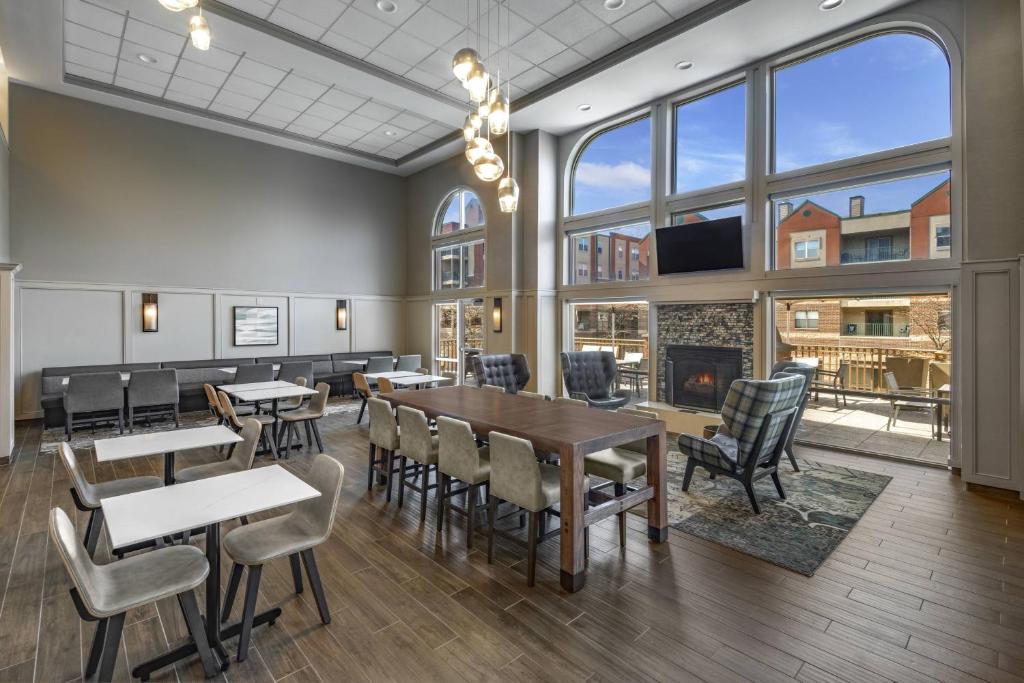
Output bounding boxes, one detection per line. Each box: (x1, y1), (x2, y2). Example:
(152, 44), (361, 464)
(840, 322), (909, 337)
(840, 246), (909, 264)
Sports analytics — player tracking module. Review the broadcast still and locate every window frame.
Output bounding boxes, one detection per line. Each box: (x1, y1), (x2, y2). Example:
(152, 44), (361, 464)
(567, 113), (654, 220)
(432, 187), (487, 292)
(565, 219), (653, 287)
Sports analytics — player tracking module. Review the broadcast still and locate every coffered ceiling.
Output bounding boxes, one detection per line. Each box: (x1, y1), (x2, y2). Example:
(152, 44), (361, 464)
(0, 0), (916, 174)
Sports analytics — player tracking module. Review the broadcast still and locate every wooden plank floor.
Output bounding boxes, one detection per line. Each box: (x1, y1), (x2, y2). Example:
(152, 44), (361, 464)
(1, 409), (1023, 682)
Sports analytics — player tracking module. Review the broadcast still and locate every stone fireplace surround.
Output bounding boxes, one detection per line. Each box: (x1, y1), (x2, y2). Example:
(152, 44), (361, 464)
(655, 302), (756, 407)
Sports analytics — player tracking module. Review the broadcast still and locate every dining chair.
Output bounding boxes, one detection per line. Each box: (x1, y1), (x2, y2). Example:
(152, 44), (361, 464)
(517, 390), (548, 400)
(277, 360), (314, 387)
(221, 454), (344, 663)
(584, 407), (655, 547)
(278, 382), (330, 454)
(436, 416), (491, 550)
(277, 375), (309, 413)
(480, 384), (505, 393)
(553, 396), (587, 407)
(365, 356), (394, 374)
(127, 368), (179, 432)
(233, 364), (274, 384)
(353, 372), (373, 424)
(396, 406), (439, 522)
(50, 507), (219, 682)
(59, 442), (163, 557)
(378, 376), (397, 393)
(396, 354), (421, 372)
(367, 397), (401, 500)
(219, 390), (278, 459)
(204, 383), (223, 422)
(65, 372), (125, 439)
(174, 418), (262, 483)
(486, 431), (588, 586)
(416, 367), (430, 374)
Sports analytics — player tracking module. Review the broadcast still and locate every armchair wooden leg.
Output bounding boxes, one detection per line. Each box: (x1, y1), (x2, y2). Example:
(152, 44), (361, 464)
(419, 463), (431, 523)
(97, 611), (125, 683)
(398, 455), (407, 507)
(614, 483), (627, 547)
(222, 562), (243, 623)
(787, 449), (800, 472)
(301, 549), (330, 625)
(466, 485), (478, 550)
(237, 564), (263, 663)
(385, 450), (395, 502)
(526, 511), (538, 587)
(367, 444), (376, 491)
(289, 553), (304, 594)
(178, 590), (219, 678)
(743, 481), (761, 514)
(771, 471), (786, 500)
(487, 495), (498, 563)
(85, 617), (108, 678)
(681, 459), (697, 491)
(436, 474), (450, 534)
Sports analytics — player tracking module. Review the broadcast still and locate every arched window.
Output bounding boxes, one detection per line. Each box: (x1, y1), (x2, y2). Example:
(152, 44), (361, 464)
(433, 188), (485, 290)
(569, 115), (651, 216)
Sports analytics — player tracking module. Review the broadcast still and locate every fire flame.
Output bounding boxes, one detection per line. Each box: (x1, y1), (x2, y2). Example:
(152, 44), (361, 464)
(692, 372), (714, 385)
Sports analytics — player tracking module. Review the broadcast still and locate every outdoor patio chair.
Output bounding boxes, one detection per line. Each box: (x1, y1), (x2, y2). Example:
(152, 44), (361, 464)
(884, 371), (934, 431)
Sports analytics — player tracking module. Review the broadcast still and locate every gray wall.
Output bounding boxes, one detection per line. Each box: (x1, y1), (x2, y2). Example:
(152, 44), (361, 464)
(9, 85), (406, 295)
(0, 131), (9, 262)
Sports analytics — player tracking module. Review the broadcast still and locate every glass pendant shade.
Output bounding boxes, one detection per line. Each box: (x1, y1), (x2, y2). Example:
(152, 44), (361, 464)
(189, 14), (211, 50)
(498, 177), (519, 212)
(474, 152), (504, 182)
(462, 114), (478, 142)
(159, 0), (198, 10)
(477, 99), (491, 119)
(465, 137), (492, 164)
(452, 47), (480, 83)
(466, 64), (490, 102)
(487, 89), (509, 135)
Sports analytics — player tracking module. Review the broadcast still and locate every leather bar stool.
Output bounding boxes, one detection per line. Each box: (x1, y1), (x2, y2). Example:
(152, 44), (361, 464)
(353, 372), (373, 424)
(278, 382), (330, 454)
(219, 390), (277, 459)
(396, 406), (439, 522)
(367, 397), (401, 500)
(436, 416), (490, 550)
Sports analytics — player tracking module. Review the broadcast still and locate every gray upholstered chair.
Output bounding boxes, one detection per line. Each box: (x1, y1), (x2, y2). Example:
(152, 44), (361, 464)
(396, 406), (439, 522)
(353, 372), (373, 424)
(234, 363), (274, 385)
(770, 362), (816, 471)
(583, 406), (656, 547)
(367, 397), (401, 500)
(59, 442), (162, 556)
(486, 431), (588, 586)
(480, 384), (505, 393)
(396, 354), (422, 372)
(436, 416), (490, 550)
(221, 454), (344, 663)
(126, 368), (179, 432)
(219, 390), (277, 459)
(365, 356), (394, 374)
(277, 360), (314, 387)
(174, 418), (261, 484)
(553, 396), (587, 407)
(517, 390), (548, 400)
(64, 372), (125, 438)
(560, 351), (630, 409)
(471, 353), (531, 393)
(278, 382), (330, 454)
(277, 375), (309, 413)
(51, 507), (218, 682)
(678, 375), (804, 513)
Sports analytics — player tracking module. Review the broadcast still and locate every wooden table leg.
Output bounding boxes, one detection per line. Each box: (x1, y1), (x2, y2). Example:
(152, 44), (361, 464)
(646, 428), (668, 542)
(559, 443), (586, 592)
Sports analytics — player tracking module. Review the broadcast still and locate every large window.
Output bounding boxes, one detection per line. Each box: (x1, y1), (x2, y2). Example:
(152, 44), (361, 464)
(570, 116), (651, 216)
(674, 83), (746, 194)
(433, 188), (486, 290)
(568, 222), (651, 285)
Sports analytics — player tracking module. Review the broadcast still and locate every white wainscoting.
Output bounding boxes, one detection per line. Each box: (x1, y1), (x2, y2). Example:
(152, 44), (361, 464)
(15, 280), (405, 420)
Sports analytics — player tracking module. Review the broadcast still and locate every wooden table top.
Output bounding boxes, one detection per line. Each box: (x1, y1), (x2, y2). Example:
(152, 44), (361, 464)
(381, 385), (664, 454)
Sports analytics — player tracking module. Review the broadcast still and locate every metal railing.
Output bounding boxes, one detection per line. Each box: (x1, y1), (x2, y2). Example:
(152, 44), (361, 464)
(840, 322), (910, 337)
(572, 337), (648, 359)
(840, 246), (909, 264)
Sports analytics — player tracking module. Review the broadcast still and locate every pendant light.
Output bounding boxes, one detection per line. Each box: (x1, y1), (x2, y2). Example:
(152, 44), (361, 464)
(497, 0), (518, 211)
(474, 151), (504, 182)
(189, 8), (211, 50)
(498, 176), (519, 212)
(462, 112), (481, 141)
(158, 0), (198, 10)
(466, 63), (490, 102)
(452, 47), (481, 83)
(465, 136), (492, 164)
(487, 86), (508, 135)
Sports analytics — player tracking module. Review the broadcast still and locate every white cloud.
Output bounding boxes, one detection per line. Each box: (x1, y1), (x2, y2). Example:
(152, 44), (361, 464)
(814, 121), (869, 159)
(574, 161), (650, 190)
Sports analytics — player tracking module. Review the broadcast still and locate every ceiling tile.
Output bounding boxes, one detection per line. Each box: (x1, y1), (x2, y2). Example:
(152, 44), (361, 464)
(115, 60), (172, 88)
(505, 0), (571, 25)
(287, 124), (325, 138)
(267, 8), (325, 40)
(65, 43), (118, 73)
(544, 5), (605, 45)
(214, 88), (262, 112)
(479, 7), (535, 45)
(249, 112), (291, 129)
(375, 30), (434, 65)
(220, 0), (276, 19)
(255, 101), (302, 123)
(439, 79), (466, 99)
(64, 61), (114, 84)
(319, 88), (367, 111)
(390, 111), (430, 131)
(209, 100), (253, 119)
(182, 44), (241, 73)
(588, 0), (653, 24)
(65, 0), (125, 36)
(320, 32), (373, 59)
(612, 2), (670, 40)
(364, 51), (411, 75)
(119, 40), (178, 73)
(276, 0), (347, 26)
(124, 17), (184, 56)
(64, 21), (121, 56)
(403, 131), (436, 148)
(543, 47), (587, 77)
(404, 67), (448, 89)
(278, 72), (330, 99)
(382, 140), (418, 156)
(164, 88), (212, 108)
(654, 0), (714, 18)
(418, 121), (452, 138)
(167, 75), (220, 100)
(401, 6), (463, 45)
(339, 112), (379, 132)
(512, 29), (565, 65)
(221, 74), (274, 100)
(490, 48), (535, 80)
(175, 59), (228, 88)
(234, 57), (288, 86)
(573, 25), (627, 59)
(324, 122), (365, 140)
(514, 65), (554, 90)
(290, 112), (336, 132)
(306, 101), (350, 120)
(330, 6), (393, 47)
(265, 88), (314, 112)
(349, 0), (421, 28)
(355, 100), (400, 121)
(114, 75), (164, 97)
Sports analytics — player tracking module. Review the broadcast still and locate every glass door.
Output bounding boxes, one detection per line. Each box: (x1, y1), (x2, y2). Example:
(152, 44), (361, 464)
(434, 298), (486, 385)
(435, 302), (459, 381)
(461, 298), (485, 385)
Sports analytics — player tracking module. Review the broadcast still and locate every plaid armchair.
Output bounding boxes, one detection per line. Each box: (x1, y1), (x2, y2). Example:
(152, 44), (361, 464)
(678, 375), (804, 513)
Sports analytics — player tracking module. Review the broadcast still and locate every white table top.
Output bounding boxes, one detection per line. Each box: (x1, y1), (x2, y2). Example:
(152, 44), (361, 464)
(363, 371), (420, 381)
(101, 465), (320, 549)
(230, 385), (318, 401)
(387, 374), (449, 387)
(94, 425), (242, 462)
(218, 380), (293, 393)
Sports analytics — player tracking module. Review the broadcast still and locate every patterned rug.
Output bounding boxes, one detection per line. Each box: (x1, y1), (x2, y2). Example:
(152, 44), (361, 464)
(633, 449), (891, 576)
(39, 397), (363, 454)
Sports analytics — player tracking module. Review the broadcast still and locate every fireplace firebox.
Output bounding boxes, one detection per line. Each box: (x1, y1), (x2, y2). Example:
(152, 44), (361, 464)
(665, 344), (744, 412)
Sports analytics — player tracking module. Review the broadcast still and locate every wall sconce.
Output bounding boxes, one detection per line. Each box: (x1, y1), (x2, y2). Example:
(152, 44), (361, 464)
(142, 293), (158, 332)
(336, 299), (348, 330)
(492, 297), (502, 333)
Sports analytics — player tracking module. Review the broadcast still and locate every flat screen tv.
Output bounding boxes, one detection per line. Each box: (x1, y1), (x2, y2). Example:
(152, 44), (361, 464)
(656, 216), (744, 275)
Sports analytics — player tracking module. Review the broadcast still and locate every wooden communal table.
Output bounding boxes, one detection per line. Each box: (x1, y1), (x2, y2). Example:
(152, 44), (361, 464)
(381, 385), (667, 592)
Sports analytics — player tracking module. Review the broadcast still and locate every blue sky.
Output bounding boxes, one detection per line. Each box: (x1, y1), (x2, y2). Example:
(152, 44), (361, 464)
(572, 32), (951, 217)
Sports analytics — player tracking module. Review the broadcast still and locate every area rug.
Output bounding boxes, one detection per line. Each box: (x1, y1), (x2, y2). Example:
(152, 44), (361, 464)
(632, 449), (891, 576)
(39, 396), (363, 455)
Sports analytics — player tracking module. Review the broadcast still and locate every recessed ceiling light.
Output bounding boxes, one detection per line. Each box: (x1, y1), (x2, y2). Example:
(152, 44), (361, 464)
(376, 0), (398, 13)
(137, 53), (158, 64)
(675, 60), (694, 70)
(384, 130), (398, 136)
(603, 0), (625, 10)
(578, 104), (592, 111)
(818, 0), (844, 10)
